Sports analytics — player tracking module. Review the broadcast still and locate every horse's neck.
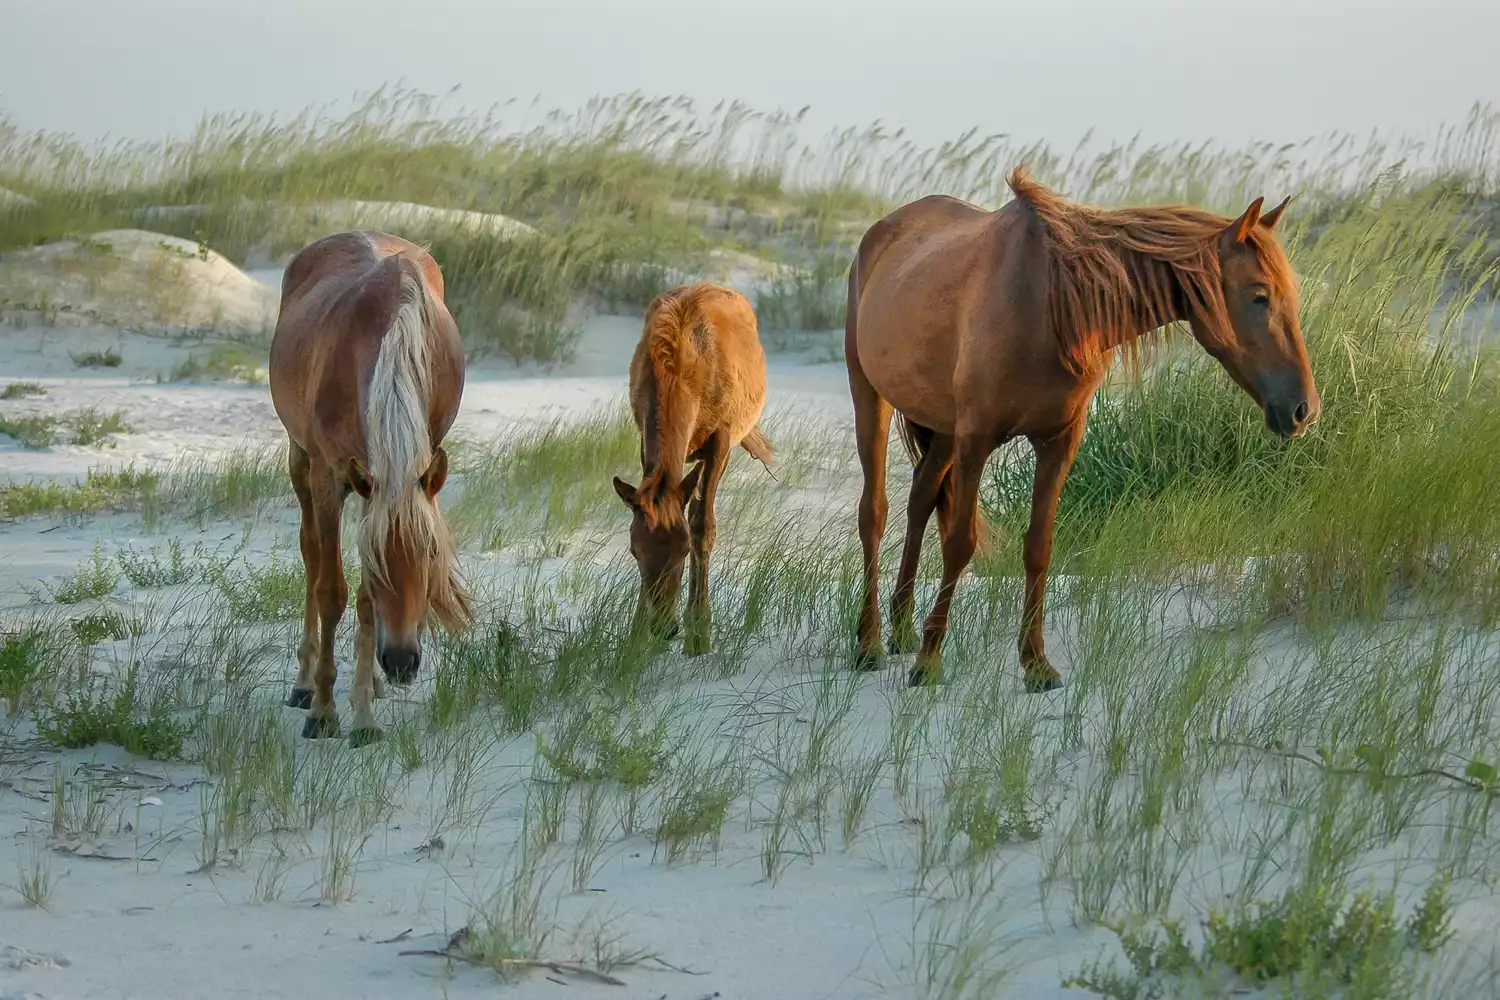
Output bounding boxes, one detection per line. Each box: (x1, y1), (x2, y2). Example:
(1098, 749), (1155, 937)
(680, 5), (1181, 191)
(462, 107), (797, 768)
(1116, 250), (1189, 343)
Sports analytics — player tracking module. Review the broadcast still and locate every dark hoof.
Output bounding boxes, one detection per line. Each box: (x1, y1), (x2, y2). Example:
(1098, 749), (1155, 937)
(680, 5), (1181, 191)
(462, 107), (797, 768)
(284, 687), (313, 710)
(683, 636), (711, 658)
(888, 634), (917, 656)
(301, 714), (341, 740)
(1023, 673), (1064, 693)
(348, 727), (383, 748)
(851, 650), (882, 672)
(907, 664), (942, 687)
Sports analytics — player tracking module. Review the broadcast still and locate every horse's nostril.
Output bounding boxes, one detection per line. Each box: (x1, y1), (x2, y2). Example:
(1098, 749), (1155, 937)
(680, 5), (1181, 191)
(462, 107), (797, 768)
(1293, 400), (1310, 424)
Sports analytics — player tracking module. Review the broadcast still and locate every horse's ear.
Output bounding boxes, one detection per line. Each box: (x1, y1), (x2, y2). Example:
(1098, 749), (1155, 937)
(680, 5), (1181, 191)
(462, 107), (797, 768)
(1225, 196), (1265, 244)
(612, 477), (639, 507)
(422, 447), (449, 497)
(679, 463), (704, 505)
(1258, 195), (1292, 231)
(346, 458), (373, 499)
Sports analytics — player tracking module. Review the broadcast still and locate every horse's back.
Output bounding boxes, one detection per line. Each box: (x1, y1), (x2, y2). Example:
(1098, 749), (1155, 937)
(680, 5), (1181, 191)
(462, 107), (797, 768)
(632, 282), (766, 452)
(270, 230), (461, 464)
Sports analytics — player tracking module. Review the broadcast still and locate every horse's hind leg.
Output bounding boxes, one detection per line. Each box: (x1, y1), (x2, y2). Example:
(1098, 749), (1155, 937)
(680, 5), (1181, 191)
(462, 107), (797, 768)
(908, 433), (990, 687)
(847, 348), (892, 670)
(302, 462), (350, 739)
(889, 432), (954, 655)
(285, 440), (317, 710)
(684, 429), (730, 658)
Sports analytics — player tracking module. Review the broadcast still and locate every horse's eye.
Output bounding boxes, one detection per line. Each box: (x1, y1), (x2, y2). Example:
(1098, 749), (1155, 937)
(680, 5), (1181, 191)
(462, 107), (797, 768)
(1252, 291), (1270, 305)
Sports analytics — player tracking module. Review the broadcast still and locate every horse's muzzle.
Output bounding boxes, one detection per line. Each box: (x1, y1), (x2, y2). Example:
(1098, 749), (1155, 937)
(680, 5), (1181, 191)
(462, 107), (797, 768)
(380, 646), (421, 685)
(1265, 394), (1319, 439)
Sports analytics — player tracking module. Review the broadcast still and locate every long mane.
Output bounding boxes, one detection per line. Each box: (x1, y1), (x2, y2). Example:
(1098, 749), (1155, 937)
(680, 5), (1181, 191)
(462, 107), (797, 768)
(1006, 167), (1299, 375)
(360, 257), (470, 630)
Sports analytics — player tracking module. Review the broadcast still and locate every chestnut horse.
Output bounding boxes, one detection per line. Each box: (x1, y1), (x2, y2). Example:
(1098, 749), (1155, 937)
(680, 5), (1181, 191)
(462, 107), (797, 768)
(269, 230), (471, 745)
(613, 282), (773, 654)
(846, 168), (1318, 690)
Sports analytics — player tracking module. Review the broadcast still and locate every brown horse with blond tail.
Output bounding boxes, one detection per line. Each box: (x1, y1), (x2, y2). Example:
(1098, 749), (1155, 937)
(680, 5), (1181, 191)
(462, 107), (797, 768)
(613, 282), (774, 654)
(847, 168), (1318, 690)
(270, 230), (471, 746)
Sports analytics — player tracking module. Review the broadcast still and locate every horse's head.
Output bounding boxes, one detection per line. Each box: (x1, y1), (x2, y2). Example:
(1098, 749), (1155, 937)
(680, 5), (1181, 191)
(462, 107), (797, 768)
(1195, 196), (1320, 439)
(348, 447), (465, 684)
(612, 464), (704, 639)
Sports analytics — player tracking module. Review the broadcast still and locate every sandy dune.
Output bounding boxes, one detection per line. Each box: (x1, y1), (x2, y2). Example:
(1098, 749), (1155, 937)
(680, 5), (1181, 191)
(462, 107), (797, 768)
(0, 230), (278, 338)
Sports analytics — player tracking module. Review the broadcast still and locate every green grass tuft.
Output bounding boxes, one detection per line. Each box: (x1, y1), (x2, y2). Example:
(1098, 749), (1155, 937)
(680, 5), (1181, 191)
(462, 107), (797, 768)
(1, 381), (47, 399)
(69, 347), (122, 368)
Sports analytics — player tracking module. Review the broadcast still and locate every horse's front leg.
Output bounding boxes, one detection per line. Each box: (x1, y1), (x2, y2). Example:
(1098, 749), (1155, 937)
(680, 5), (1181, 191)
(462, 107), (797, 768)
(1017, 419), (1085, 693)
(348, 574), (383, 747)
(303, 469), (349, 739)
(684, 431), (730, 658)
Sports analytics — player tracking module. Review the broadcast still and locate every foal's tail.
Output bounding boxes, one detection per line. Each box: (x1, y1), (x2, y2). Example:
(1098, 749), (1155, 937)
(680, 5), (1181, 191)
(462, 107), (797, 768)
(741, 425), (775, 473)
(895, 415), (994, 558)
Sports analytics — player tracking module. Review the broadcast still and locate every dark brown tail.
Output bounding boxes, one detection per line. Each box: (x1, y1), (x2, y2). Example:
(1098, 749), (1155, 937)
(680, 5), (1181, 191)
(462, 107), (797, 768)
(897, 415), (993, 557)
(896, 415), (930, 467)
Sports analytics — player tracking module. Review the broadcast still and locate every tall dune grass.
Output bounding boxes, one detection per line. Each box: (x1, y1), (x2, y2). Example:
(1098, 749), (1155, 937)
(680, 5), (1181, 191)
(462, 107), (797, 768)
(4, 87), (1496, 359)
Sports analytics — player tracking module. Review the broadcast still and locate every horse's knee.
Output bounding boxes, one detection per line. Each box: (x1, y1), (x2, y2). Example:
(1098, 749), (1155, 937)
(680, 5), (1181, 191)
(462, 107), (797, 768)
(1021, 535), (1051, 578)
(317, 580), (348, 621)
(859, 492), (888, 538)
(696, 521), (717, 557)
(941, 520), (978, 563)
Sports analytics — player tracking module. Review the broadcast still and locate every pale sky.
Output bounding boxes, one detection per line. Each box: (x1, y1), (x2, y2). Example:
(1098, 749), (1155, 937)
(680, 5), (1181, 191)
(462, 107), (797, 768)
(1, 0), (1495, 149)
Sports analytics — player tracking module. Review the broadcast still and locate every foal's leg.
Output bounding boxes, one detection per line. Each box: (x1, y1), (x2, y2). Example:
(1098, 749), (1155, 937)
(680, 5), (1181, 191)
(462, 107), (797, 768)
(1017, 419), (1086, 693)
(285, 440), (318, 710)
(347, 574), (382, 747)
(684, 429), (731, 658)
(908, 433), (991, 687)
(848, 358), (893, 670)
(889, 433), (954, 655)
(303, 464), (350, 739)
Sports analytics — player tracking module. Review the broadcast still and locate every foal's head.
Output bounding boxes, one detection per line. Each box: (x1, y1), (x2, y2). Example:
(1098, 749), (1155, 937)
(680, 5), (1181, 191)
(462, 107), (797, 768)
(1197, 196), (1320, 439)
(613, 464), (704, 638)
(348, 447), (469, 683)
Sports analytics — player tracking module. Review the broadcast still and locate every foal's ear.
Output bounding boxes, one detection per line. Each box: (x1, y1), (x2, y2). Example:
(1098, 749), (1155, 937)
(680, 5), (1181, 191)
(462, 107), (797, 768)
(421, 447), (449, 497)
(1225, 196), (1265, 245)
(346, 458), (373, 499)
(612, 477), (639, 507)
(679, 462), (705, 504)
(1258, 195), (1292, 231)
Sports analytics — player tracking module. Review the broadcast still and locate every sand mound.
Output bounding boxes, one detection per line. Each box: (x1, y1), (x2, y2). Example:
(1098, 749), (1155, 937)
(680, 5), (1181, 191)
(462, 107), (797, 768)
(614, 247), (797, 300)
(136, 200), (539, 244)
(0, 186), (37, 210)
(303, 200), (539, 241)
(0, 230), (278, 337)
